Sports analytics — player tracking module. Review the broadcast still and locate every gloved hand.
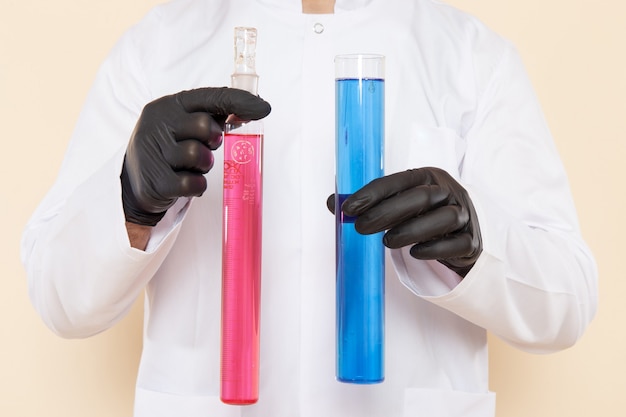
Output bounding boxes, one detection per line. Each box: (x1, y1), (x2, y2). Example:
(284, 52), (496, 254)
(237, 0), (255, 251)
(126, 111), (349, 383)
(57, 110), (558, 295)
(328, 167), (482, 277)
(121, 87), (271, 226)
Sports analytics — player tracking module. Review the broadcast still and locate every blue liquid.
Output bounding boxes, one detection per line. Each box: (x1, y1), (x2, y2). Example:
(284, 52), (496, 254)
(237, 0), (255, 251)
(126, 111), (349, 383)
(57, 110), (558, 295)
(335, 78), (385, 383)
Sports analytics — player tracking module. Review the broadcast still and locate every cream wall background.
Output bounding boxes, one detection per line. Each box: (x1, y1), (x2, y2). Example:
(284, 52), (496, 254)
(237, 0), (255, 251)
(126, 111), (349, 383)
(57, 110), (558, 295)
(1, 0), (624, 416)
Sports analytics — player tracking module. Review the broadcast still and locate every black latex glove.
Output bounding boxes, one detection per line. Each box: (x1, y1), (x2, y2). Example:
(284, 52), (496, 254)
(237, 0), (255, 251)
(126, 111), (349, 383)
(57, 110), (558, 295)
(328, 167), (482, 277)
(121, 87), (271, 226)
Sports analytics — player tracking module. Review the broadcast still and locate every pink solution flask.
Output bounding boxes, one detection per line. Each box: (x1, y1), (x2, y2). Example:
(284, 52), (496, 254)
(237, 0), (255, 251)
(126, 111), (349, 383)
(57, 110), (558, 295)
(220, 26), (264, 405)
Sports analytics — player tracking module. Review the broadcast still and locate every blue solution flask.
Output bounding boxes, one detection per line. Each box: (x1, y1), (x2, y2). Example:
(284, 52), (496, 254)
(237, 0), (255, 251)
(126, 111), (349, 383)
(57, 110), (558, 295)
(335, 60), (385, 384)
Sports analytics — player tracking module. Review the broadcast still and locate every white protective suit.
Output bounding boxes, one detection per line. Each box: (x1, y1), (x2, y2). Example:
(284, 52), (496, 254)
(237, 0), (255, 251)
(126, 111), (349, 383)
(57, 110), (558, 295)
(21, 0), (598, 416)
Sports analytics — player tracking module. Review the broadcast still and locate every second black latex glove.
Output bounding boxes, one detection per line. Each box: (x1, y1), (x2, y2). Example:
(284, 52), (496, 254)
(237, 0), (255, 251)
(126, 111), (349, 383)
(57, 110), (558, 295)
(329, 167), (482, 277)
(122, 87), (271, 226)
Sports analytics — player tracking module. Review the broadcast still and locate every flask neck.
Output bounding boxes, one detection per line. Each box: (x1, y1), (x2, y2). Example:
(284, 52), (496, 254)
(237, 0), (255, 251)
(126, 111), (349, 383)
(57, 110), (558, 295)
(231, 73), (259, 95)
(232, 27), (259, 94)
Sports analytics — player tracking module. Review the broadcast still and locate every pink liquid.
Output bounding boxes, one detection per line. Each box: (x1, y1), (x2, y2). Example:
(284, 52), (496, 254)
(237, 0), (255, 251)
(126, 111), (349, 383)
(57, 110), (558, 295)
(221, 132), (263, 405)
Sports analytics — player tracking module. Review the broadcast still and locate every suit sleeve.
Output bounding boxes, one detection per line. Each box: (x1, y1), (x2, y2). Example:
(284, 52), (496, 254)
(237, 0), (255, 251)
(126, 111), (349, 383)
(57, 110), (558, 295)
(392, 44), (598, 354)
(20, 9), (187, 338)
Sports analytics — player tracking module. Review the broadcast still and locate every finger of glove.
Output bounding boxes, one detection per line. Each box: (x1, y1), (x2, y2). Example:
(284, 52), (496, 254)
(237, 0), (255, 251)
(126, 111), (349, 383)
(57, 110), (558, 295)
(177, 87), (271, 121)
(174, 112), (224, 149)
(158, 171), (208, 199)
(343, 169), (438, 216)
(381, 205), (469, 249)
(351, 185), (449, 234)
(326, 194), (336, 214)
(162, 139), (215, 174)
(409, 232), (476, 262)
